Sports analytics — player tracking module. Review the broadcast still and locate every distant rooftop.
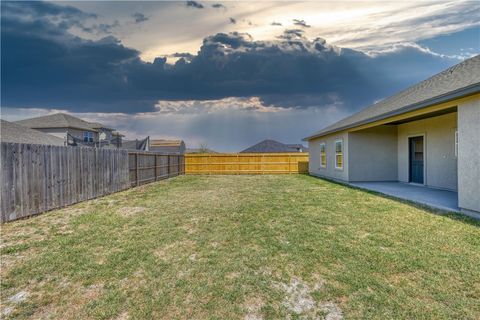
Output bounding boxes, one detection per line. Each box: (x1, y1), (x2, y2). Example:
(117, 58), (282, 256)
(241, 139), (308, 153)
(1, 119), (65, 146)
(15, 113), (114, 132)
(150, 139), (184, 147)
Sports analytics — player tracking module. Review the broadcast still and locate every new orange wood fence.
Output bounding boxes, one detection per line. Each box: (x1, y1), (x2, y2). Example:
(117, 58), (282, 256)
(185, 153), (308, 174)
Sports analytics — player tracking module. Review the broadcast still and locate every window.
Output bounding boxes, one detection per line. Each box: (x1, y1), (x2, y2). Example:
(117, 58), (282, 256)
(335, 139), (343, 170)
(320, 143), (326, 168)
(83, 131), (94, 142)
(454, 130), (458, 157)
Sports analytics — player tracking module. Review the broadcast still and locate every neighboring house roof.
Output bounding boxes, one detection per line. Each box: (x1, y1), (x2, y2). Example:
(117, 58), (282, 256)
(90, 122), (114, 131)
(186, 148), (218, 154)
(304, 55), (480, 140)
(122, 137), (150, 151)
(149, 139), (185, 154)
(0, 119), (65, 146)
(286, 144), (309, 152)
(111, 131), (124, 137)
(240, 139), (308, 153)
(15, 113), (109, 132)
(150, 139), (184, 147)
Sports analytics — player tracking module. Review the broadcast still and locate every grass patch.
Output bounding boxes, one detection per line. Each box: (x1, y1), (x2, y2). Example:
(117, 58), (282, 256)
(1, 175), (479, 319)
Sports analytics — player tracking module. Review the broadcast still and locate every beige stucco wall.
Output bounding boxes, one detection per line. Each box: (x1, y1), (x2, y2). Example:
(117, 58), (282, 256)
(457, 96), (480, 213)
(348, 125), (398, 182)
(308, 131), (349, 181)
(397, 112), (457, 191)
(35, 128), (68, 140)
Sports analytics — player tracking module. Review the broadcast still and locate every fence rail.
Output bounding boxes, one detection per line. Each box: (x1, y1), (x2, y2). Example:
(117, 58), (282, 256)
(185, 153), (308, 174)
(0, 143), (184, 223)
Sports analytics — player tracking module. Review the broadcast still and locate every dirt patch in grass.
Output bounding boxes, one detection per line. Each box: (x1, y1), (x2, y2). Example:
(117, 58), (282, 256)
(244, 296), (264, 320)
(153, 240), (196, 261)
(115, 311), (129, 320)
(274, 277), (342, 320)
(115, 206), (147, 217)
(319, 302), (343, 320)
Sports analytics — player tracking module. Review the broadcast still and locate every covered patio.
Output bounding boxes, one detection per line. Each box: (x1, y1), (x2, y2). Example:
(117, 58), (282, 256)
(349, 182), (460, 213)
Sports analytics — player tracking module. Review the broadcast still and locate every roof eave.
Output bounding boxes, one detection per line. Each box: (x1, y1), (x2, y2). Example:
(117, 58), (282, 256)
(30, 126), (99, 132)
(303, 83), (480, 141)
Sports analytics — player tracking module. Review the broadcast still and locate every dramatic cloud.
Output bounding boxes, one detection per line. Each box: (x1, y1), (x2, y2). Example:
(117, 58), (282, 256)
(66, 1), (479, 63)
(211, 3), (226, 10)
(1, 0), (123, 36)
(1, 1), (460, 116)
(292, 19), (310, 28)
(186, 1), (204, 9)
(132, 12), (148, 24)
(170, 52), (196, 62)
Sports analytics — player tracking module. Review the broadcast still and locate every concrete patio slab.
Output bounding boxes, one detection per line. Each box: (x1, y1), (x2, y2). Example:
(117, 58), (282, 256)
(349, 182), (460, 213)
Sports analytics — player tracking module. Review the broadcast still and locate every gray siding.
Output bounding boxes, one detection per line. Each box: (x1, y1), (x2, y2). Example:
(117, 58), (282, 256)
(35, 128), (98, 142)
(348, 125), (398, 182)
(457, 96), (480, 213)
(35, 128), (68, 140)
(308, 131), (349, 181)
(397, 112), (457, 191)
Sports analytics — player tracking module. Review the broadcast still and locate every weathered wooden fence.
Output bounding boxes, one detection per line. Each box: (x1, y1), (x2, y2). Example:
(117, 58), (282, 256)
(0, 143), (185, 222)
(128, 151), (185, 187)
(1, 143), (130, 222)
(185, 153), (308, 174)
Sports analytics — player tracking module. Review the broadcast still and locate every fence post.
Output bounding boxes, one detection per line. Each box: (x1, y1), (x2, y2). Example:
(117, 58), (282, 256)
(167, 155), (170, 178)
(261, 154), (265, 175)
(288, 154), (291, 174)
(181, 155), (184, 175)
(135, 153), (139, 186)
(178, 155), (180, 176)
(154, 154), (158, 181)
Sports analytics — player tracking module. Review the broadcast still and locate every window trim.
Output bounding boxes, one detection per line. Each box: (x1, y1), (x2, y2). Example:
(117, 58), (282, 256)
(334, 139), (343, 170)
(83, 131), (94, 143)
(319, 142), (327, 168)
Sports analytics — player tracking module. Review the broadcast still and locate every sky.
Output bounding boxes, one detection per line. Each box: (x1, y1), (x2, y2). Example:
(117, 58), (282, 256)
(1, 0), (479, 151)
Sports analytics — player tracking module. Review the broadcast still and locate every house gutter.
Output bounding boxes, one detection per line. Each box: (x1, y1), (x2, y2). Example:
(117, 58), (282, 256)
(303, 83), (480, 141)
(31, 126), (100, 132)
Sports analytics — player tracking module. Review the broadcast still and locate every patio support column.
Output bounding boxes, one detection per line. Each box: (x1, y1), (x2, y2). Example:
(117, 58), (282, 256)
(457, 97), (480, 214)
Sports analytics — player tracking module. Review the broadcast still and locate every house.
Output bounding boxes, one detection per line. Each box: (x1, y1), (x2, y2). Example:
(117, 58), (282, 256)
(304, 55), (480, 216)
(241, 139), (308, 153)
(149, 139), (186, 154)
(14, 113), (123, 147)
(0, 119), (65, 146)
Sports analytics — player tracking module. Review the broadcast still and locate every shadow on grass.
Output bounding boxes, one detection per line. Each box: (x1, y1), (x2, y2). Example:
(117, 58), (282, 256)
(308, 174), (480, 227)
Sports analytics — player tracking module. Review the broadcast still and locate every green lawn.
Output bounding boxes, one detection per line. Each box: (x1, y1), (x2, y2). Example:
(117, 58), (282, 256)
(1, 175), (479, 319)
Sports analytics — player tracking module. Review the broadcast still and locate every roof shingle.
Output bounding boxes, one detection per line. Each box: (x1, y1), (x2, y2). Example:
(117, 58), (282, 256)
(15, 113), (110, 132)
(1, 120), (65, 146)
